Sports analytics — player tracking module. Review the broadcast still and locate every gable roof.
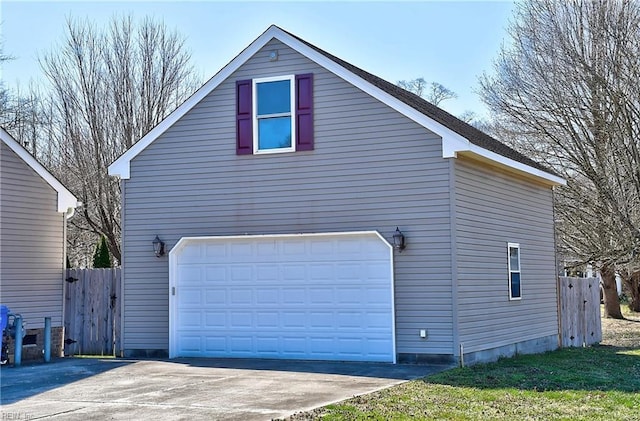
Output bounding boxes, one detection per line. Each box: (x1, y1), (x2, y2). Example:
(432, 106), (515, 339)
(1, 127), (79, 213)
(108, 25), (565, 186)
(283, 28), (557, 176)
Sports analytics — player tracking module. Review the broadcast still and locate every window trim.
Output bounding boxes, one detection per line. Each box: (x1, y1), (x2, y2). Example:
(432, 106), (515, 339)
(252, 75), (296, 154)
(508, 242), (522, 300)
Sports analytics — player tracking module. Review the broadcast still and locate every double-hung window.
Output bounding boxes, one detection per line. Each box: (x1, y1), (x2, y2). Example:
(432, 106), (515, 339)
(508, 242), (522, 300)
(236, 73), (313, 155)
(253, 75), (295, 153)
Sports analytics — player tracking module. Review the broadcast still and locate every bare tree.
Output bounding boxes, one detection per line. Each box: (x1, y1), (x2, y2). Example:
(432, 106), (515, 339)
(397, 78), (458, 106)
(40, 16), (200, 262)
(480, 0), (640, 318)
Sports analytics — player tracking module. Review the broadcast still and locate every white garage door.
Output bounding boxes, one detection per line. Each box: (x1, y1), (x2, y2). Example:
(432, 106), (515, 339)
(169, 232), (395, 362)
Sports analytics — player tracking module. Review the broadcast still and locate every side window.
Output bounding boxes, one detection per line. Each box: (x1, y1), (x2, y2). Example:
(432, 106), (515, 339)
(254, 76), (295, 153)
(508, 243), (521, 300)
(236, 74), (313, 155)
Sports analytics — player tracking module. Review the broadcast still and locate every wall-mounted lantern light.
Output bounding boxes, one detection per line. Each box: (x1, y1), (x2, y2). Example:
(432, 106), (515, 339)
(152, 235), (165, 258)
(393, 227), (406, 252)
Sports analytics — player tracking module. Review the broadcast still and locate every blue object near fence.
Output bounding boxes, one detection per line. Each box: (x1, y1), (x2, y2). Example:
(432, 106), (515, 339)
(0, 305), (9, 331)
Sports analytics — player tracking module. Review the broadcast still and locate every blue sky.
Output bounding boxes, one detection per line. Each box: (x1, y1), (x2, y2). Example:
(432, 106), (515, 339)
(1, 1), (514, 117)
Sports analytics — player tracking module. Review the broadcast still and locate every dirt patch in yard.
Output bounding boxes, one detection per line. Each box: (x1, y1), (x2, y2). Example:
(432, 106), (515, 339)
(601, 307), (640, 348)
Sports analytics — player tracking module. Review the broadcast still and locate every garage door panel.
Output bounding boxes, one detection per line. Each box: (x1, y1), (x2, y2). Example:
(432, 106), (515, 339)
(256, 311), (278, 327)
(367, 311), (394, 329)
(205, 266), (226, 282)
(205, 289), (226, 304)
(179, 244), (203, 261)
(230, 265), (252, 281)
(366, 288), (392, 305)
(229, 288), (251, 304)
(282, 311), (306, 328)
(256, 264), (279, 280)
(367, 338), (394, 356)
(282, 264), (306, 279)
(309, 312), (334, 328)
(180, 289), (203, 306)
(255, 288), (278, 304)
(205, 243), (227, 258)
(336, 288), (365, 304)
(308, 239), (332, 254)
(368, 262), (393, 278)
(337, 338), (363, 356)
(281, 288), (305, 304)
(179, 335), (202, 352)
(337, 263), (363, 280)
(204, 312), (225, 328)
(337, 312), (364, 329)
(230, 312), (252, 328)
(205, 336), (226, 352)
(178, 267), (203, 285)
(178, 311), (202, 327)
(309, 264), (334, 280)
(230, 243), (253, 256)
(255, 337), (279, 354)
(309, 288), (333, 304)
(229, 336), (252, 353)
(172, 233), (394, 362)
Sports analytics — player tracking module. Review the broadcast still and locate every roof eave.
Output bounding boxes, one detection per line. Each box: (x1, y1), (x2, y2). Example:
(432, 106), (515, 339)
(1, 127), (80, 213)
(454, 145), (566, 186)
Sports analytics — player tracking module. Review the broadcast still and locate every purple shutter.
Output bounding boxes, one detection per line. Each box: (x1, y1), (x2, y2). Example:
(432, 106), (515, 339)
(236, 79), (253, 155)
(295, 73), (314, 151)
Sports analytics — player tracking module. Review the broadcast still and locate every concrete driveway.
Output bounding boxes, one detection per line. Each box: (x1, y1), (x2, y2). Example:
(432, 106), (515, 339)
(1, 357), (452, 420)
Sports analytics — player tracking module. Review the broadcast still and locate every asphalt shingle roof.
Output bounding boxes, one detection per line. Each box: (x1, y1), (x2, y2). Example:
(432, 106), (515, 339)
(285, 28), (555, 176)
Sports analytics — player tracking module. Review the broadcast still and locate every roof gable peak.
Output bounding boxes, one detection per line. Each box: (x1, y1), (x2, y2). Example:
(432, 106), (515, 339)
(108, 25), (564, 186)
(1, 127), (79, 213)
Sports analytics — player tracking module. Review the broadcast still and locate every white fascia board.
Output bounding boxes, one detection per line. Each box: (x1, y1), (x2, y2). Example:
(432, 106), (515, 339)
(465, 143), (566, 186)
(1, 127), (79, 212)
(108, 26), (283, 179)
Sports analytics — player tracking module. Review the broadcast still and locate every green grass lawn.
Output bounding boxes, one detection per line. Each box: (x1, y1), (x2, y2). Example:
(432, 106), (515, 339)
(291, 312), (640, 420)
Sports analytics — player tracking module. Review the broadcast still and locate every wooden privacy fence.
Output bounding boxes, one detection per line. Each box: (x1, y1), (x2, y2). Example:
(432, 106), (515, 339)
(64, 268), (121, 356)
(559, 276), (602, 347)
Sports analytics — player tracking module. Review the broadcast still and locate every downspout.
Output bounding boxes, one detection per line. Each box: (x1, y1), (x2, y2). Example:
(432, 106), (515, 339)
(60, 203), (80, 357)
(119, 179), (125, 357)
(552, 189), (562, 349)
(61, 212), (67, 357)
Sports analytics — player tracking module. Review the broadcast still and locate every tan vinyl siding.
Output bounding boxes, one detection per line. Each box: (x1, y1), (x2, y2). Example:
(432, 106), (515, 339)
(0, 141), (64, 328)
(454, 157), (558, 353)
(122, 39), (454, 355)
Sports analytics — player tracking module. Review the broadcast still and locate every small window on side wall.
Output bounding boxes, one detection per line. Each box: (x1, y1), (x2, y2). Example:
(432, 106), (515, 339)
(508, 242), (521, 300)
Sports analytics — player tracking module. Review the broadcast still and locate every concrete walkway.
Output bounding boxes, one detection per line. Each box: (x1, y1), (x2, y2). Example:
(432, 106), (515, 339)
(0, 357), (452, 420)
